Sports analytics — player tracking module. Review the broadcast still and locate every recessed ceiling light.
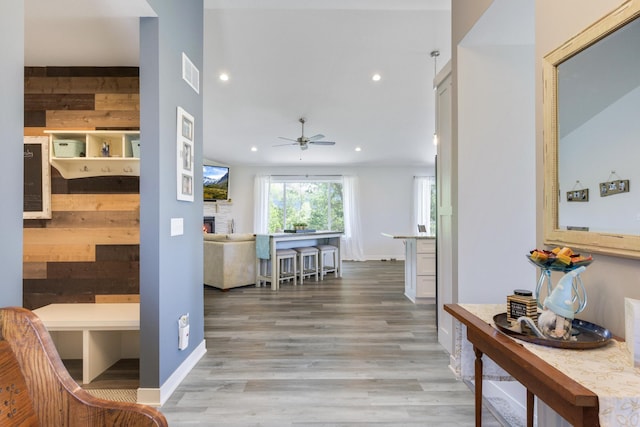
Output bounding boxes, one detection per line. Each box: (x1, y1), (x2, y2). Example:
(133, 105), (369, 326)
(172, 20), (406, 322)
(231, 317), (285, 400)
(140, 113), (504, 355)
(372, 74), (381, 82)
(219, 73), (229, 81)
(251, 146), (258, 152)
(355, 147), (362, 152)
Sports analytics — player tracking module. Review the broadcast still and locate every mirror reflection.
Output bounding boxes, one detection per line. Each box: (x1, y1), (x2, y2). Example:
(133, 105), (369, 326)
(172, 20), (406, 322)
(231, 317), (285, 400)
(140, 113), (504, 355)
(557, 16), (640, 235)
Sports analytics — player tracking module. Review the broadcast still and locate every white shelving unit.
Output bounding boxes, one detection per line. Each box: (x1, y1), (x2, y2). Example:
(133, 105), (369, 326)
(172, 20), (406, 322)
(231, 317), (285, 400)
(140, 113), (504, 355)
(46, 130), (140, 179)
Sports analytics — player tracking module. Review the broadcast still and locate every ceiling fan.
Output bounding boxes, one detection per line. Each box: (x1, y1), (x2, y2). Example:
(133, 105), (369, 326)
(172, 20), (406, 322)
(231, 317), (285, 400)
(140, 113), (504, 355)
(275, 118), (336, 150)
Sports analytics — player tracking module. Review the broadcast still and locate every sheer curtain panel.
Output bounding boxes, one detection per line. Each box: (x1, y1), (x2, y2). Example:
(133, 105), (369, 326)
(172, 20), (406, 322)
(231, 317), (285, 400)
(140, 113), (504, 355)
(254, 174), (271, 234)
(341, 175), (365, 261)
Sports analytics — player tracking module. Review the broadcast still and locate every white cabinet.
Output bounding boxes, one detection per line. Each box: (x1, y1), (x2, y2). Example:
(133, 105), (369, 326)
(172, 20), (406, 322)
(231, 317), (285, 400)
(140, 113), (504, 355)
(416, 239), (436, 298)
(46, 130), (140, 179)
(403, 237), (436, 302)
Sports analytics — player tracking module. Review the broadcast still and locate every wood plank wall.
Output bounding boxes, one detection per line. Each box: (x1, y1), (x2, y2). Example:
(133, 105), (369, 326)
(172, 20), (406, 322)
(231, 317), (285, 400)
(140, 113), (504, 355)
(23, 67), (140, 310)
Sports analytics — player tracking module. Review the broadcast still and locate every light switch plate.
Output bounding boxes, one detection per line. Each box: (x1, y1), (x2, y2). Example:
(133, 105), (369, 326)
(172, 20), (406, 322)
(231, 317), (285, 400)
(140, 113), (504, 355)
(171, 218), (184, 236)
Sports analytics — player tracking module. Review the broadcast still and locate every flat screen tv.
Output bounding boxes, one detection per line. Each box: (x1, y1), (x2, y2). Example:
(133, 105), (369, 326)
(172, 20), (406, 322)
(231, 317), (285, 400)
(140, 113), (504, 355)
(203, 164), (229, 201)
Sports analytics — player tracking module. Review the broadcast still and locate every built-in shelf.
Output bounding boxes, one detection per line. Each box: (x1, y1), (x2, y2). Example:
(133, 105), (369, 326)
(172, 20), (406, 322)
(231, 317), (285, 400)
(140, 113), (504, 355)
(45, 130), (140, 179)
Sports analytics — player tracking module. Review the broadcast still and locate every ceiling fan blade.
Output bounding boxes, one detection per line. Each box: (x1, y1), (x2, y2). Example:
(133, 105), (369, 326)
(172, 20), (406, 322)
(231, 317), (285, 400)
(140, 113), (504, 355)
(275, 120), (336, 149)
(310, 141), (335, 146)
(278, 136), (298, 142)
(273, 142), (299, 147)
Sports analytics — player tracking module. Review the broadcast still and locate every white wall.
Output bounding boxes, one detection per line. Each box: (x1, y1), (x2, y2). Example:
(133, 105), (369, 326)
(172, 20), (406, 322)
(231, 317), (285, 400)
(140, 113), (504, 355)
(208, 164), (433, 261)
(457, 42), (536, 303)
(454, 1), (536, 423)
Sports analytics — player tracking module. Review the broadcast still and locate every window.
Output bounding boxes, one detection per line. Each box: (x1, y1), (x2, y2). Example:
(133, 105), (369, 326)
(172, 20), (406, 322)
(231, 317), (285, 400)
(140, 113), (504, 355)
(413, 176), (436, 235)
(268, 178), (344, 233)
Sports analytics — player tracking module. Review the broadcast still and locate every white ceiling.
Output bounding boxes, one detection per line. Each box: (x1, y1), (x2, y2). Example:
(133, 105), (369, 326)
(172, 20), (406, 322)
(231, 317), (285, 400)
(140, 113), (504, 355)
(24, 0), (451, 168)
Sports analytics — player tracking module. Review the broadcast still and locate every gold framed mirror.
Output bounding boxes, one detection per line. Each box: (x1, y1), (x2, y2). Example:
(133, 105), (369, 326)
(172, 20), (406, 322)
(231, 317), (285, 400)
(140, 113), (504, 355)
(543, 0), (640, 259)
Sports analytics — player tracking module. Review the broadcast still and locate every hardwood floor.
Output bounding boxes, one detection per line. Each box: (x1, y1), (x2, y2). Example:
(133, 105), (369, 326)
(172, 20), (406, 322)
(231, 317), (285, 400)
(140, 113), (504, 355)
(160, 260), (502, 426)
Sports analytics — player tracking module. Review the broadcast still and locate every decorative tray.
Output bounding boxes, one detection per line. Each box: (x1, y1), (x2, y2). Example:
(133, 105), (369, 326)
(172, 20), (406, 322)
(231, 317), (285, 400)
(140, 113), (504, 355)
(526, 254), (593, 272)
(493, 313), (612, 349)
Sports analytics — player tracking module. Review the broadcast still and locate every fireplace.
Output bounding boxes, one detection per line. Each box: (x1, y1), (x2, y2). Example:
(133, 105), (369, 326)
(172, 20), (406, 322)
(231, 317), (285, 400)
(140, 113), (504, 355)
(203, 216), (215, 233)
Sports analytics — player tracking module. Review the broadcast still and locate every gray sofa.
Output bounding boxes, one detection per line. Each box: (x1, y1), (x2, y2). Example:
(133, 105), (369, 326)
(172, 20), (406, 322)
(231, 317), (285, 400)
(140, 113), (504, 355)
(203, 233), (256, 290)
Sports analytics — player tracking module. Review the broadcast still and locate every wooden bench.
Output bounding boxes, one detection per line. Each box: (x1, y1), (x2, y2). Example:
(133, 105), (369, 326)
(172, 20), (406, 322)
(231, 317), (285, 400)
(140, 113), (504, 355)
(32, 303), (139, 385)
(0, 306), (166, 426)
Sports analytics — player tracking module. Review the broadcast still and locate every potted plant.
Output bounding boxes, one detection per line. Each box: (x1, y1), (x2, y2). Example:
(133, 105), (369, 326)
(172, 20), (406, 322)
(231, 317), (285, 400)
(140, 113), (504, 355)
(293, 222), (308, 231)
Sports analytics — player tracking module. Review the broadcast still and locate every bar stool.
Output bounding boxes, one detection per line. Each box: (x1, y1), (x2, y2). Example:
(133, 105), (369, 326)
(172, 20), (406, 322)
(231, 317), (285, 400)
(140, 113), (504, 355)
(315, 244), (339, 280)
(294, 246), (319, 284)
(276, 249), (297, 287)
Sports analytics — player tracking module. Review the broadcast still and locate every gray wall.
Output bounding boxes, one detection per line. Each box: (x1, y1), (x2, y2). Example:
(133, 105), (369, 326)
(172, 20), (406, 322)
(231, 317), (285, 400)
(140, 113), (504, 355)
(140, 0), (204, 388)
(0, 2), (24, 307)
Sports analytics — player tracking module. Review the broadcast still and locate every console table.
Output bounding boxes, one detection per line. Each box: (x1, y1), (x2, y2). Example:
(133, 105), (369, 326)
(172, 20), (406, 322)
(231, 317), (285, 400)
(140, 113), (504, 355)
(446, 303), (640, 427)
(255, 231), (343, 290)
(445, 303), (600, 427)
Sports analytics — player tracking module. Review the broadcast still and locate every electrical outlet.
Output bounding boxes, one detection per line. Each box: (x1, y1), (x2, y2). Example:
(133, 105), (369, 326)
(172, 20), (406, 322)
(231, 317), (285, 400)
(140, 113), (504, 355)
(178, 313), (189, 350)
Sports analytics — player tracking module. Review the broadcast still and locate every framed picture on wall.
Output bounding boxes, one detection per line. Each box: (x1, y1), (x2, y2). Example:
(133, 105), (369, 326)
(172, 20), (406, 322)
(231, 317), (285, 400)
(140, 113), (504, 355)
(181, 113), (193, 141)
(177, 106), (195, 202)
(23, 136), (52, 219)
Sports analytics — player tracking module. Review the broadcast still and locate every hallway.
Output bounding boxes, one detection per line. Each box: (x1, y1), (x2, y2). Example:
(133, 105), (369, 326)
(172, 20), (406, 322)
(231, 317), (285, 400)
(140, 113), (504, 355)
(161, 261), (502, 426)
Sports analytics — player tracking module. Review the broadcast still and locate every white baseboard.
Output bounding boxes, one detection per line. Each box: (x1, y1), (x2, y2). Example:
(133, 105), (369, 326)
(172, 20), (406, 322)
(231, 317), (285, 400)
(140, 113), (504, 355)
(137, 339), (207, 407)
(483, 380), (528, 427)
(343, 256), (406, 262)
(448, 353), (458, 376)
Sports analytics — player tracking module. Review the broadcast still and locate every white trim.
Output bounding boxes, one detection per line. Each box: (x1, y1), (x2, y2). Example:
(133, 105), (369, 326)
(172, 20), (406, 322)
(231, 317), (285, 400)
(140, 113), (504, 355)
(483, 380), (528, 426)
(204, 0), (451, 11)
(137, 339), (207, 406)
(341, 255), (404, 262)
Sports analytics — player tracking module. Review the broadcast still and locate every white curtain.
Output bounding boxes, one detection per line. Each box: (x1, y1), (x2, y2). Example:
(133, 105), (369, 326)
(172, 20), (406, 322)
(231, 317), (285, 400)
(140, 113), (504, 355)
(342, 175), (365, 261)
(413, 176), (435, 235)
(253, 174), (271, 233)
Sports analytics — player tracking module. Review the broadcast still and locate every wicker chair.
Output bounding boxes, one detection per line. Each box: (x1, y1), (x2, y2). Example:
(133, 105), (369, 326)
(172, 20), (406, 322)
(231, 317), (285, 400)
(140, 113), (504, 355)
(0, 306), (168, 427)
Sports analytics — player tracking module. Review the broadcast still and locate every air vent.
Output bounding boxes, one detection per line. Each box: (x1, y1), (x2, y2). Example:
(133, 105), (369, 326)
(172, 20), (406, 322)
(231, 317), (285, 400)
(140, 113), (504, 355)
(182, 52), (200, 94)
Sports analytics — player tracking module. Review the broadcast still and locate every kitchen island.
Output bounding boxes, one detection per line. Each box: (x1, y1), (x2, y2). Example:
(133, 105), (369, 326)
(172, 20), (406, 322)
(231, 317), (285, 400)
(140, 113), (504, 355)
(382, 233), (436, 302)
(255, 231), (343, 290)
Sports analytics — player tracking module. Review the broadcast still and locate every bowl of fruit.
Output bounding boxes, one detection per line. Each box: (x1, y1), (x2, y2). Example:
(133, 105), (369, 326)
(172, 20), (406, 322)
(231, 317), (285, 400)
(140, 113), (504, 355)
(527, 246), (593, 272)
